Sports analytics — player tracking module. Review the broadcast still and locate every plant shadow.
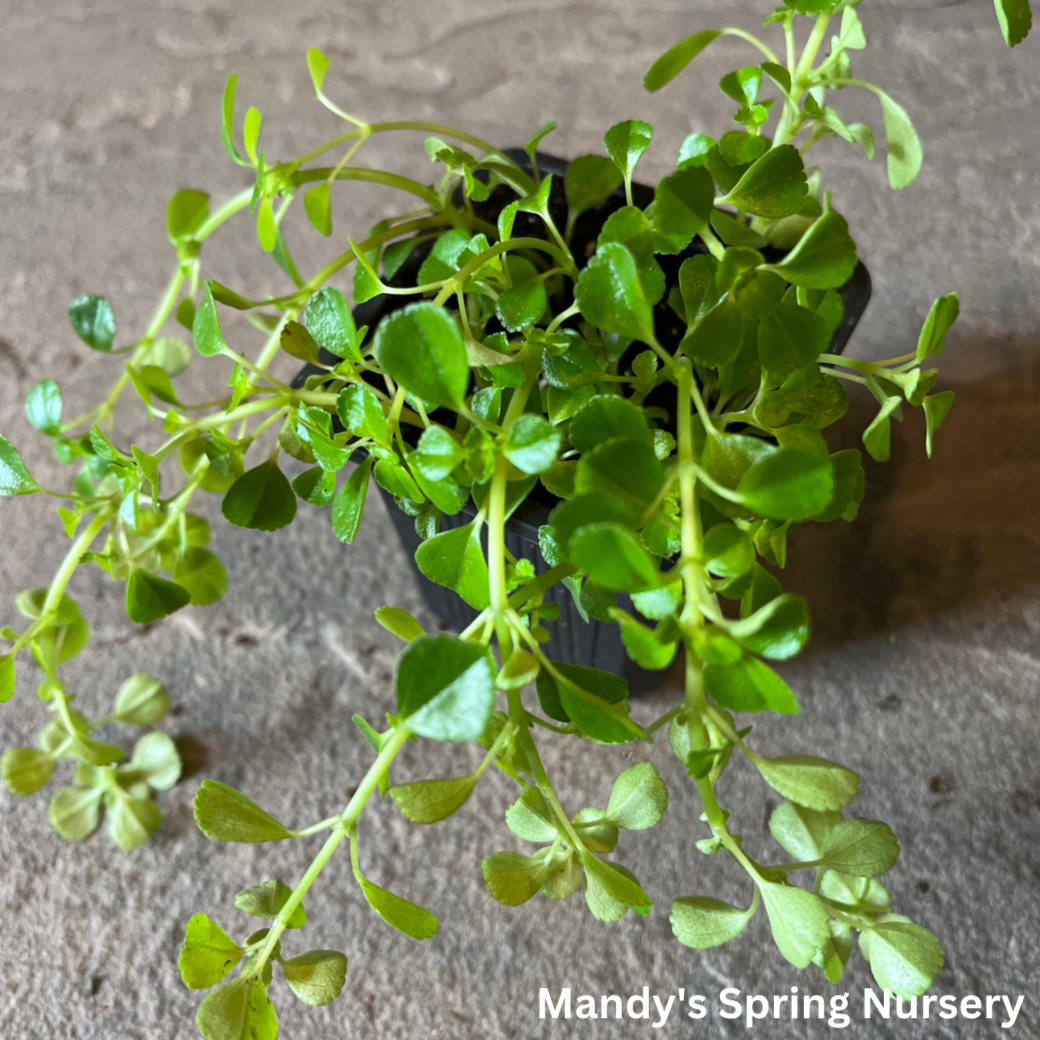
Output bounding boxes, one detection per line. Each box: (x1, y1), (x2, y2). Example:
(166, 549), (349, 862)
(783, 340), (1040, 650)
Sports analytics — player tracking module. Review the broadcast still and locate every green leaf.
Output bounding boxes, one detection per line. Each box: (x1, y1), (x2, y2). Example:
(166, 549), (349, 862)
(390, 773), (477, 823)
(923, 391), (955, 458)
(605, 762), (668, 830)
(680, 296), (744, 368)
(755, 755), (860, 811)
(307, 47), (330, 93)
(764, 212), (857, 289)
(604, 120), (653, 182)
(575, 242), (656, 343)
(702, 523), (754, 578)
(196, 976), (278, 1040)
(496, 648), (540, 689)
(496, 278), (547, 333)
(192, 282), (227, 358)
(761, 61), (792, 94)
(705, 655), (799, 714)
(482, 851), (547, 906)
(358, 875), (439, 940)
(671, 896), (753, 948)
(179, 913), (244, 990)
(730, 593), (810, 660)
(759, 881), (830, 968)
(48, 786), (103, 841)
(167, 189), (210, 242)
(304, 182), (332, 236)
(221, 460), (297, 532)
(524, 120), (557, 160)
(373, 302), (468, 409)
(279, 321), (320, 365)
(174, 547), (229, 606)
(916, 292), (960, 360)
(0, 654), (13, 703)
(564, 155), (624, 218)
(821, 819), (900, 876)
(862, 919), (944, 997)
(569, 523), (662, 593)
(677, 133), (717, 169)
(876, 89), (923, 190)
(374, 606), (424, 642)
(373, 458), (422, 502)
(576, 437), (664, 512)
(644, 30), (722, 92)
(394, 633), (495, 741)
(126, 732), (181, 791)
(719, 66), (762, 105)
(414, 523), (490, 611)
(107, 793), (163, 849)
(331, 457), (372, 544)
(569, 396), (650, 453)
(306, 286), (359, 361)
(125, 570), (191, 625)
(235, 879), (306, 928)
(611, 609), (678, 670)
(580, 851), (652, 912)
(995, 0), (1032, 46)
(220, 74), (244, 164)
(505, 787), (558, 843)
(758, 303), (830, 386)
(769, 800), (842, 862)
(113, 673), (170, 725)
(862, 394), (901, 463)
(1, 747), (55, 796)
(337, 384), (387, 443)
(69, 295), (116, 352)
(654, 166), (714, 241)
(282, 950), (348, 1006)
(26, 379), (63, 435)
(193, 780), (294, 842)
(0, 436), (39, 496)
(242, 108), (262, 163)
(538, 661), (637, 744)
(737, 448), (834, 521)
(723, 145), (806, 218)
(505, 414), (561, 475)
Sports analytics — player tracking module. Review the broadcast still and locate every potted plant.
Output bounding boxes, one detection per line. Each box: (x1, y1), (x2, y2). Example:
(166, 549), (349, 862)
(0, 2), (969, 1035)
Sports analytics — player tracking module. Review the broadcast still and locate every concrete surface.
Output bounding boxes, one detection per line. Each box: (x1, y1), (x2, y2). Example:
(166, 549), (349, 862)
(1, 1), (1039, 1038)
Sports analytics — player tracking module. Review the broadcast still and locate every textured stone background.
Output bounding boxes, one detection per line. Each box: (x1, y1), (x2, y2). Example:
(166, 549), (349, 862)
(1, 1), (1039, 1038)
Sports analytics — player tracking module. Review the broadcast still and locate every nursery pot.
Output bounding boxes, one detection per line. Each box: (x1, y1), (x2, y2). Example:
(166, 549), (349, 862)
(293, 151), (871, 693)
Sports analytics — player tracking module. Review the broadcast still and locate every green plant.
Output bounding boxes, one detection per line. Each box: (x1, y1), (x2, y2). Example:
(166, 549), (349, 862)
(994, 0), (1032, 46)
(1, 2), (965, 1036)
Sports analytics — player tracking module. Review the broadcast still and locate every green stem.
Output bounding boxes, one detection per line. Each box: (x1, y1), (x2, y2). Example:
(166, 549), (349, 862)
(248, 724), (412, 980)
(42, 511), (113, 617)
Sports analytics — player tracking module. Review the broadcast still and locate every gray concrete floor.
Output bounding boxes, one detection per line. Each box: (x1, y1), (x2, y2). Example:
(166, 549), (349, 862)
(1, 1), (1039, 1038)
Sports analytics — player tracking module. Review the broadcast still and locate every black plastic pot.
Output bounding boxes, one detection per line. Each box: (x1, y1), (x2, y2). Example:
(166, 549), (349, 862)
(294, 151), (871, 693)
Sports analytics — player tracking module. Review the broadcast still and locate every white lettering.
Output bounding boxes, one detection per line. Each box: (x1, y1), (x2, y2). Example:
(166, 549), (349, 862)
(687, 994), (708, 1020)
(651, 994), (675, 1029)
(601, 994), (622, 1020)
(962, 995), (982, 1020)
(828, 992), (851, 1029)
(539, 988), (570, 1019)
(746, 995), (770, 1027)
(1002, 996), (1025, 1029)
(864, 988), (890, 1019)
(575, 995), (597, 1020)
(896, 996), (917, 1020)
(939, 995), (958, 1019)
(627, 986), (650, 1020)
(719, 987), (742, 1019)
